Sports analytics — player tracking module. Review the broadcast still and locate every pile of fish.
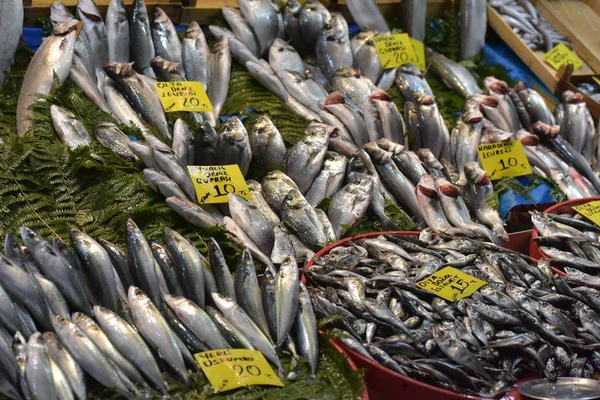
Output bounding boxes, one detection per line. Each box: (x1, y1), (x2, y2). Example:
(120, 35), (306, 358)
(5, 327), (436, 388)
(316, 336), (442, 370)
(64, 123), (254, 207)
(0, 222), (317, 399)
(0, 0), (23, 85)
(306, 233), (600, 397)
(576, 82), (600, 103)
(489, 0), (570, 52)
(16, 0), (230, 137)
(532, 210), (600, 278)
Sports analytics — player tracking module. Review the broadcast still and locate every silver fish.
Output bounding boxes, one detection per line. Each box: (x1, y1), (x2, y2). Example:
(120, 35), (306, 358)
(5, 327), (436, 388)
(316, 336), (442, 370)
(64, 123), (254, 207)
(331, 67), (374, 110)
(49, 357), (75, 400)
(106, 0), (129, 62)
(172, 119), (194, 165)
(485, 77), (521, 132)
(0, 0), (23, 84)
(151, 7), (183, 74)
(223, 216), (276, 270)
(77, 0), (108, 78)
(194, 121), (219, 165)
(34, 274), (70, 320)
(400, 0), (426, 41)
(427, 49), (482, 98)
(128, 286), (188, 384)
(125, 219), (162, 306)
(229, 194), (276, 256)
(249, 115), (287, 169)
(262, 170), (300, 213)
(372, 90), (406, 145)
(181, 21), (209, 89)
(26, 333), (57, 400)
(208, 238), (237, 301)
(299, 0), (331, 54)
(305, 151), (348, 207)
(94, 306), (168, 395)
(70, 55), (112, 113)
(103, 62), (170, 139)
(414, 92), (451, 160)
(451, 98), (483, 185)
(207, 36), (232, 119)
(319, 92), (369, 146)
(50, 105), (92, 149)
(281, 189), (327, 250)
(238, 0), (279, 56)
(395, 63), (434, 101)
(150, 56), (184, 82)
(17, 24), (77, 136)
(354, 37), (381, 85)
(275, 256), (299, 347)
(280, 70), (327, 114)
(316, 13), (353, 80)
(128, 141), (159, 169)
(129, 0), (155, 73)
(269, 38), (305, 78)
(216, 116), (252, 176)
(206, 306), (255, 350)
(222, 6), (260, 57)
(460, 0), (487, 59)
(515, 81), (555, 125)
(45, 332), (86, 400)
(94, 122), (136, 161)
(328, 176), (374, 239)
(104, 78), (149, 136)
(294, 282), (319, 378)
(285, 122), (330, 193)
(345, 0), (390, 33)
(245, 59), (290, 105)
(149, 139), (197, 202)
(166, 197), (218, 228)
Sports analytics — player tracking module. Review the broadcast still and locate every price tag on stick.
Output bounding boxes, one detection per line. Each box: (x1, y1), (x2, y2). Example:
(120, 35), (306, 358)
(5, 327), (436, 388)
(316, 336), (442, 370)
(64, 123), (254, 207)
(187, 165), (251, 204)
(573, 200), (600, 227)
(416, 266), (488, 302)
(195, 349), (284, 393)
(373, 33), (417, 69)
(476, 140), (532, 180)
(155, 81), (213, 112)
(544, 43), (583, 71)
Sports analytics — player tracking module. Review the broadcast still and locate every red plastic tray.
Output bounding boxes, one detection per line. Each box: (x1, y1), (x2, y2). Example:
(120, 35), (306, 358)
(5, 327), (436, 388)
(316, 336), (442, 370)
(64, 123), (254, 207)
(529, 197), (600, 261)
(304, 231), (537, 400)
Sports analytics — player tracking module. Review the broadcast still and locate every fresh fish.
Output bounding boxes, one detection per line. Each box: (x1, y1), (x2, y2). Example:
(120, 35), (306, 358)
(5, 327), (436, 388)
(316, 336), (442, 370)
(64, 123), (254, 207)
(50, 105), (93, 149)
(166, 197), (219, 228)
(305, 152), (348, 207)
(299, 0), (331, 54)
(395, 63), (434, 102)
(294, 282), (318, 379)
(45, 332), (86, 400)
(372, 90), (406, 145)
(26, 333), (57, 400)
(515, 81), (555, 125)
(345, 0), (389, 33)
(223, 217), (275, 270)
(316, 13), (352, 81)
(106, 0), (129, 62)
(93, 122), (135, 161)
(148, 138), (198, 202)
(124, 219), (162, 306)
(238, 0), (278, 57)
(104, 78), (149, 135)
(77, 0), (108, 77)
(460, 0), (487, 59)
(206, 306), (255, 350)
(151, 7), (183, 74)
(207, 36), (231, 119)
(249, 115), (287, 169)
(285, 122), (330, 193)
(17, 23), (77, 136)
(451, 98), (483, 185)
(281, 189), (328, 250)
(427, 49), (482, 98)
(414, 92), (451, 160)
(262, 170), (300, 213)
(353, 36), (381, 85)
(104, 62), (170, 139)
(400, 0), (426, 41)
(229, 194), (275, 256)
(327, 176), (373, 239)
(279, 70), (327, 114)
(319, 92), (369, 146)
(222, 6), (260, 57)
(216, 116), (252, 176)
(208, 238), (236, 301)
(129, 0), (155, 73)
(182, 21), (209, 88)
(0, 0), (23, 84)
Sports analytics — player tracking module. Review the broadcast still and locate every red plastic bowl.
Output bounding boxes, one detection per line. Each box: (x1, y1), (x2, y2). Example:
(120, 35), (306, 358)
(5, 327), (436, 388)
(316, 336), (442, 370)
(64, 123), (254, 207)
(304, 231), (536, 400)
(529, 197), (600, 261)
(327, 338), (369, 400)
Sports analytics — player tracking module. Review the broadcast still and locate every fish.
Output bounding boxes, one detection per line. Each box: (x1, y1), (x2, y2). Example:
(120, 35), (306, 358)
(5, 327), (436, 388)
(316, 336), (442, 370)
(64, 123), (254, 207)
(93, 122), (136, 161)
(195, 121), (219, 165)
(182, 21), (209, 88)
(319, 92), (369, 147)
(515, 81), (555, 125)
(249, 115), (287, 169)
(50, 105), (93, 150)
(299, 0), (331, 54)
(104, 78), (149, 136)
(17, 23), (78, 136)
(143, 168), (187, 204)
(166, 197), (219, 228)
(281, 189), (328, 250)
(285, 122), (330, 193)
(353, 36), (381, 85)
(103, 62), (170, 139)
(316, 13), (352, 81)
(172, 119), (194, 166)
(128, 286), (188, 384)
(45, 332), (86, 400)
(216, 116), (252, 176)
(414, 93), (451, 160)
(245, 59), (290, 105)
(327, 176), (373, 239)
(0, 0), (23, 84)
(151, 7), (183, 74)
(106, 0), (129, 62)
(129, 0), (155, 73)
(207, 36), (232, 119)
(400, 0), (426, 41)
(345, 0), (390, 33)
(229, 194), (276, 256)
(372, 90), (406, 145)
(427, 49), (482, 98)
(222, 6), (260, 57)
(70, 54), (112, 114)
(148, 137), (198, 202)
(294, 282), (319, 379)
(305, 152), (348, 207)
(238, 0), (279, 57)
(207, 238), (237, 301)
(77, 0), (108, 77)
(460, 0), (487, 59)
(150, 56), (184, 82)
(25, 333), (57, 400)
(52, 316), (135, 399)
(451, 98), (483, 185)
(279, 70), (328, 114)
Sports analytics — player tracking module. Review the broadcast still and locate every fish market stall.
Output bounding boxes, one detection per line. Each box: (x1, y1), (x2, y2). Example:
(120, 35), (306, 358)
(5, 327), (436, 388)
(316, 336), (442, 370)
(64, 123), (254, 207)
(4, 0), (600, 399)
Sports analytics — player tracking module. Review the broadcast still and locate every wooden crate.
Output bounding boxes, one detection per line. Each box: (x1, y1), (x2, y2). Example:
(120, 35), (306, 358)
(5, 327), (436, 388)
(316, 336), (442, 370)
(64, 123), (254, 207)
(487, 3), (596, 92)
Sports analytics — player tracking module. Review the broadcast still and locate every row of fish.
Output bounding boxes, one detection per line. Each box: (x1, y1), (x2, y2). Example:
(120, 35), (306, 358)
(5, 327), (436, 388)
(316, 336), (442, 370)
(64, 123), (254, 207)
(0, 221), (318, 399)
(532, 210), (600, 278)
(306, 233), (600, 396)
(489, 0), (570, 52)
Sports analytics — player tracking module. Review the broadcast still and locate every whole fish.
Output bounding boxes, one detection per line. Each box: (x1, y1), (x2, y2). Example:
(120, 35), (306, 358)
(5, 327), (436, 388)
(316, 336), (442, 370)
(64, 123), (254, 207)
(151, 7), (183, 74)
(305, 151), (348, 207)
(164, 227), (206, 308)
(223, 217), (276, 270)
(26, 333), (57, 400)
(345, 0), (389, 33)
(0, 0), (23, 84)
(245, 59), (290, 105)
(229, 194), (275, 256)
(299, 0), (331, 54)
(195, 121), (219, 165)
(128, 287), (188, 384)
(208, 238), (237, 301)
(414, 93), (451, 160)
(104, 78), (149, 136)
(281, 189), (327, 250)
(166, 197), (219, 228)
(372, 90), (406, 145)
(148, 139), (198, 202)
(182, 21), (209, 88)
(17, 23), (77, 136)
(316, 13), (353, 80)
(172, 119), (194, 165)
(400, 0), (426, 41)
(328, 176), (373, 239)
(460, 0), (487, 59)
(275, 256), (300, 348)
(45, 332), (86, 400)
(125, 219), (162, 306)
(70, 55), (112, 114)
(294, 282), (319, 379)
(222, 6), (260, 57)
(354, 37), (381, 85)
(515, 81), (555, 125)
(216, 116), (252, 176)
(485, 77), (521, 132)
(331, 68), (374, 110)
(50, 105), (93, 149)
(558, 91), (594, 163)
(129, 0), (155, 73)
(52, 316), (135, 399)
(248, 115), (287, 169)
(94, 122), (136, 161)
(319, 92), (369, 146)
(451, 98), (483, 185)
(262, 170), (300, 213)
(238, 0), (278, 56)
(104, 62), (171, 139)
(106, 0), (129, 62)
(150, 56), (184, 82)
(427, 49), (482, 98)
(395, 63), (434, 102)
(279, 70), (327, 114)
(207, 36), (232, 119)
(94, 306), (168, 394)
(77, 0), (108, 78)
(285, 122), (330, 193)
(269, 38), (305, 79)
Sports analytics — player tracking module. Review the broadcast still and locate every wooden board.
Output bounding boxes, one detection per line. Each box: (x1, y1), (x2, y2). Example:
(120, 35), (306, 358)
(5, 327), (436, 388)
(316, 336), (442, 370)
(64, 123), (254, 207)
(487, 4), (595, 92)
(534, 0), (600, 74)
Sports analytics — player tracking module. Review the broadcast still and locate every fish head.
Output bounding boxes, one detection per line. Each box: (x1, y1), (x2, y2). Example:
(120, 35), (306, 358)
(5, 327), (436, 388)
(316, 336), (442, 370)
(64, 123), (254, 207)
(251, 115), (276, 140)
(564, 91), (585, 104)
(514, 81), (527, 93)
(305, 122), (333, 144)
(363, 141), (391, 164)
(484, 77), (509, 95)
(77, 0), (102, 20)
(532, 121), (560, 139)
(399, 63), (422, 77)
(416, 148), (442, 170)
(19, 227), (44, 249)
(220, 116), (246, 140)
(151, 56), (179, 74)
(283, 188), (306, 210)
(128, 285), (148, 302)
(479, 96), (499, 112)
(152, 6), (170, 26)
(42, 331), (58, 344)
(333, 67), (360, 80)
(325, 13), (347, 39)
(463, 162), (489, 185)
(212, 36), (229, 53)
(413, 92), (435, 106)
(375, 138), (403, 155)
(103, 61), (136, 79)
(52, 314), (72, 332)
(416, 175), (438, 198)
(72, 311), (89, 324)
(3, 234), (22, 259)
(185, 21), (202, 39)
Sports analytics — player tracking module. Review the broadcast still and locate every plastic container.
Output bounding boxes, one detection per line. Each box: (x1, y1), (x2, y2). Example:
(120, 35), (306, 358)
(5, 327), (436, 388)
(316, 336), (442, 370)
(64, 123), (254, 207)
(529, 197), (600, 260)
(304, 231), (533, 400)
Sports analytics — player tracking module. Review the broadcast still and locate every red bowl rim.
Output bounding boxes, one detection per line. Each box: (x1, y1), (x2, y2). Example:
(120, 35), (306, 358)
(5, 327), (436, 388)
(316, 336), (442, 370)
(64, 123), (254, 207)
(326, 338), (370, 400)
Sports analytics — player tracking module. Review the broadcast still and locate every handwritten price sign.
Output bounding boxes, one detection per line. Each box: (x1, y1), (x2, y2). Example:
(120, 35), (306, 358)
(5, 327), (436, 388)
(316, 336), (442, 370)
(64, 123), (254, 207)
(544, 43), (583, 71)
(187, 165), (251, 204)
(410, 38), (426, 71)
(477, 140), (532, 180)
(573, 200), (600, 226)
(155, 81), (213, 112)
(416, 266), (487, 302)
(373, 33), (417, 69)
(195, 349), (283, 393)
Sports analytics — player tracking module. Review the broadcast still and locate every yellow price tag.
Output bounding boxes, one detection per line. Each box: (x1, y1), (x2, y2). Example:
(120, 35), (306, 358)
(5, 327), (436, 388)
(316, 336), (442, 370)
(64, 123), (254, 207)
(416, 266), (487, 302)
(187, 165), (251, 204)
(195, 349), (284, 393)
(573, 200), (600, 226)
(544, 43), (583, 71)
(593, 77), (600, 86)
(373, 33), (417, 69)
(476, 140), (532, 180)
(154, 81), (213, 112)
(409, 38), (426, 71)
